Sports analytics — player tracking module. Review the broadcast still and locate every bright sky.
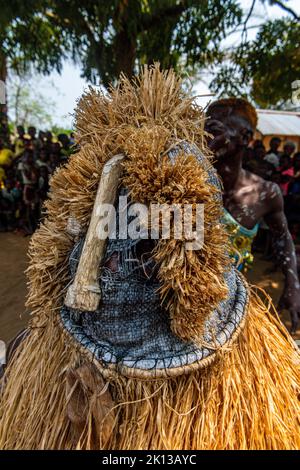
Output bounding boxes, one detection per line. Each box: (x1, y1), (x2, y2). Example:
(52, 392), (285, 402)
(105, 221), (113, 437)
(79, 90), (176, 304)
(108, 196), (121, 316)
(18, 0), (300, 128)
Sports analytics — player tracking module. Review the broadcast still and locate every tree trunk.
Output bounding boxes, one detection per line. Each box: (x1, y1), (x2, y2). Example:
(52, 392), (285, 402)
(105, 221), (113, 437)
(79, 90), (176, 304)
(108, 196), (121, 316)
(112, 1), (137, 82)
(114, 28), (136, 80)
(0, 48), (10, 146)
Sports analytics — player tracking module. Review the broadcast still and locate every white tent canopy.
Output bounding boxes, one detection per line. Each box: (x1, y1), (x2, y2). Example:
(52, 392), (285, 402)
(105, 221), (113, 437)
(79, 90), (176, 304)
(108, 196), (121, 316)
(257, 110), (300, 136)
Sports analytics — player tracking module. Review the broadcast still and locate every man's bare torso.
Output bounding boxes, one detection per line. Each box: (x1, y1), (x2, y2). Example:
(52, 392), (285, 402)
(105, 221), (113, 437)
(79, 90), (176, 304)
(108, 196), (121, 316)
(222, 169), (280, 229)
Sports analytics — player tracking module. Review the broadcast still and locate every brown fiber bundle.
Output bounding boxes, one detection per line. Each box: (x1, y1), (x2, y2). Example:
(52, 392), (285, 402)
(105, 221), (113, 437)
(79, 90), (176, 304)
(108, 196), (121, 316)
(121, 125), (229, 340)
(0, 65), (299, 449)
(28, 63), (229, 340)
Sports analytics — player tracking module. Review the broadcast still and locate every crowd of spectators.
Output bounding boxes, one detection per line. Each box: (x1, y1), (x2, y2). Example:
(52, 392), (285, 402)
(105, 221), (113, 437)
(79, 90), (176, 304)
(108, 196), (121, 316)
(1, 126), (299, 246)
(243, 137), (300, 248)
(0, 126), (76, 234)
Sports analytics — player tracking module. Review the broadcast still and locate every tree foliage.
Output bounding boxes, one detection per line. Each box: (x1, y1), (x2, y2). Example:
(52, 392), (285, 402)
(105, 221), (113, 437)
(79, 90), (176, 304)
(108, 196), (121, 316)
(211, 17), (300, 108)
(7, 73), (57, 129)
(0, 0), (69, 140)
(0, 0), (299, 111)
(43, 0), (243, 88)
(0, 1), (69, 76)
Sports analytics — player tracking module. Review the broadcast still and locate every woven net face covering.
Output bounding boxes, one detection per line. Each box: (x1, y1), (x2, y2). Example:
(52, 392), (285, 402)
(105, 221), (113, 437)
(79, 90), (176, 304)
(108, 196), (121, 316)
(60, 143), (249, 379)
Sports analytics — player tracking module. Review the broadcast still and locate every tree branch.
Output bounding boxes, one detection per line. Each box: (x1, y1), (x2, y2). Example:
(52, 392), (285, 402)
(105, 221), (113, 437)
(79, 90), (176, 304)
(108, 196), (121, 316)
(139, 1), (188, 32)
(226, 22), (264, 38)
(44, 9), (97, 47)
(241, 0), (257, 43)
(269, 1), (300, 21)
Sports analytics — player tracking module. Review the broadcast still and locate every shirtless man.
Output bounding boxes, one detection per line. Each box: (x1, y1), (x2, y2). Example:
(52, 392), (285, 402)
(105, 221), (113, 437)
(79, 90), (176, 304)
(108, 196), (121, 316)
(205, 98), (300, 333)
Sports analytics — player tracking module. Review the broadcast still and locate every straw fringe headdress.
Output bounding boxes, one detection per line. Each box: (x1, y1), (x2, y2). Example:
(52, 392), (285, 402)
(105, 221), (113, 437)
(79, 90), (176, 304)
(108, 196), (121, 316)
(0, 65), (299, 449)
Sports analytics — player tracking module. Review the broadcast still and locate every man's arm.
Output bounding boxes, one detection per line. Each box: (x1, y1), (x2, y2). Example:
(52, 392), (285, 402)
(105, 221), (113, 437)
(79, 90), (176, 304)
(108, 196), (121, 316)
(264, 182), (300, 333)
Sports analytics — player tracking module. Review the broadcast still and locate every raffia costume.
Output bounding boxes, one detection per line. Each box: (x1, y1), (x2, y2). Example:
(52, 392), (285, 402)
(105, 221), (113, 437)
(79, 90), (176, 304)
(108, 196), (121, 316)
(0, 66), (299, 450)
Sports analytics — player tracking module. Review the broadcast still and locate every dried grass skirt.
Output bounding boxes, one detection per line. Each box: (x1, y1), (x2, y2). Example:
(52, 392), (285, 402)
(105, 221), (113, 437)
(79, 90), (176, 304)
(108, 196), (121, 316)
(0, 288), (299, 450)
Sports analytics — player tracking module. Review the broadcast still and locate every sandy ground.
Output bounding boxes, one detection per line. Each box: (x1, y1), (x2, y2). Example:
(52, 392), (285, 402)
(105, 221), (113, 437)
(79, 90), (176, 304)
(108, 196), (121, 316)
(247, 258), (300, 340)
(0, 233), (30, 343)
(0, 232), (299, 345)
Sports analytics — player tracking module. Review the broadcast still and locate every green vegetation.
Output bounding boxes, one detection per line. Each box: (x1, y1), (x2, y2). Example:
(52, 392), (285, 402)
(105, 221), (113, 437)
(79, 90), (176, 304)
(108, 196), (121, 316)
(0, 0), (299, 134)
